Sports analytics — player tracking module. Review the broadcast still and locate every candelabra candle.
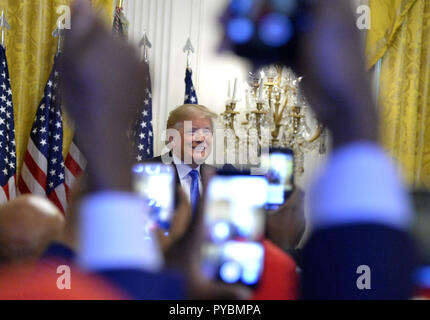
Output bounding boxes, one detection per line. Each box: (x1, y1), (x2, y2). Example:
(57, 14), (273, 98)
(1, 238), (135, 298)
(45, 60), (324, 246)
(258, 78), (264, 102)
(245, 89), (251, 112)
(232, 78), (237, 102)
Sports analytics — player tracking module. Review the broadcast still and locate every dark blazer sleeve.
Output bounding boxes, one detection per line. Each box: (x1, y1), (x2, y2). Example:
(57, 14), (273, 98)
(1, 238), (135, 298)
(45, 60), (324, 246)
(97, 269), (186, 300)
(301, 223), (418, 300)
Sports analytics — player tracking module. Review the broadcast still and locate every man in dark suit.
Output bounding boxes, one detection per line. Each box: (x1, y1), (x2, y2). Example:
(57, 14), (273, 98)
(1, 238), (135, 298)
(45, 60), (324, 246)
(149, 104), (218, 213)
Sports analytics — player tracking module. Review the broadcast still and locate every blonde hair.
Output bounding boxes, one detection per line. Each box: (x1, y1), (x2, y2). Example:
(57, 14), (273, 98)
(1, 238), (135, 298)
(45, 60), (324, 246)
(166, 104), (218, 129)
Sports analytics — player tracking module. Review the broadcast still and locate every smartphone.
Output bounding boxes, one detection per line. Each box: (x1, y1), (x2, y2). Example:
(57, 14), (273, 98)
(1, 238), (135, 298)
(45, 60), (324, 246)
(264, 148), (294, 211)
(201, 170), (267, 287)
(132, 163), (176, 231)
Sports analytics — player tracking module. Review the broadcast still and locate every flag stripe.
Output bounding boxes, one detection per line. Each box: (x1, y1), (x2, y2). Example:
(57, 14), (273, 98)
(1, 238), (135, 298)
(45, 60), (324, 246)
(8, 175), (15, 200)
(20, 163), (46, 196)
(68, 142), (86, 168)
(23, 152), (47, 190)
(47, 189), (64, 213)
(64, 183), (70, 202)
(55, 183), (67, 212)
(0, 185), (7, 203)
(17, 175), (30, 194)
(65, 153), (82, 178)
(28, 138), (48, 170)
(1, 183), (9, 201)
(65, 167), (76, 190)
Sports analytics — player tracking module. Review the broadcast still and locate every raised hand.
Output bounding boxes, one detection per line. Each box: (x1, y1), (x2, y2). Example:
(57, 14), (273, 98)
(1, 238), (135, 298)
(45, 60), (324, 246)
(62, 0), (147, 192)
(266, 188), (306, 250)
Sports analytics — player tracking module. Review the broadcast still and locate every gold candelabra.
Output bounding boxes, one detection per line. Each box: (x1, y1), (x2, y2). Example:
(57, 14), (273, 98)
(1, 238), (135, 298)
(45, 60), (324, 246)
(221, 65), (327, 175)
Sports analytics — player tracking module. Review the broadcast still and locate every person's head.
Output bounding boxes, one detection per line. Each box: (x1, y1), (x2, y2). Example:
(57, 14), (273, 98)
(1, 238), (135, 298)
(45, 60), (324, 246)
(0, 195), (65, 265)
(166, 104), (217, 167)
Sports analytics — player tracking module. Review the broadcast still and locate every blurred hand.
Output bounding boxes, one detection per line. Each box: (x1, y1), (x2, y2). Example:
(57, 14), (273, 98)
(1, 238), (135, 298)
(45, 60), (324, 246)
(62, 175), (88, 251)
(297, 0), (378, 148)
(62, 0), (147, 192)
(156, 187), (192, 252)
(163, 168), (251, 300)
(266, 189), (306, 250)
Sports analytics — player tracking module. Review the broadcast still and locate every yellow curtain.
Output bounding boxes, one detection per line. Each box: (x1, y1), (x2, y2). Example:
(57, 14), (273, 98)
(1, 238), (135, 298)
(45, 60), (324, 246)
(366, 0), (430, 187)
(0, 0), (114, 178)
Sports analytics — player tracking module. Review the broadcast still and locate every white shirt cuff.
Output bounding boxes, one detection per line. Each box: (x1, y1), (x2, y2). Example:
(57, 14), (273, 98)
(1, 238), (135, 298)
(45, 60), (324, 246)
(77, 192), (164, 272)
(309, 142), (412, 231)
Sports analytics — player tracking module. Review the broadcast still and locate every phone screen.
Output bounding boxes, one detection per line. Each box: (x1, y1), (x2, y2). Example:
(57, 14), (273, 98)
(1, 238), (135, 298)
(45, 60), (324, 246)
(265, 149), (294, 211)
(202, 174), (267, 287)
(132, 163), (175, 231)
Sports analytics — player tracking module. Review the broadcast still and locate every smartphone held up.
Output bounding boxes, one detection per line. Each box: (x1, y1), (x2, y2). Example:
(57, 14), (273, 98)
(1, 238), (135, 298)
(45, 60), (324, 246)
(202, 170), (268, 288)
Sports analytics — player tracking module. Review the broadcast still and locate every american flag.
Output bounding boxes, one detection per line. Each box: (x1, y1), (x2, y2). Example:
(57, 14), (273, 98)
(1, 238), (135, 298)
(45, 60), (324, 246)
(64, 140), (86, 200)
(184, 67), (198, 104)
(0, 45), (16, 203)
(132, 61), (153, 161)
(18, 54), (67, 212)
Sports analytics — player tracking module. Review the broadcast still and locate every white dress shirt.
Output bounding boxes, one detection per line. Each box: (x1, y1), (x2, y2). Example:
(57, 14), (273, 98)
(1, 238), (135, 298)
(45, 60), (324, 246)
(172, 153), (202, 203)
(77, 192), (164, 272)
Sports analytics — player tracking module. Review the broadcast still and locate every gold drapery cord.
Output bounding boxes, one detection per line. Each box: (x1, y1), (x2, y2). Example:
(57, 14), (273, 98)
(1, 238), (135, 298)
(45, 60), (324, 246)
(0, 0), (113, 178)
(366, 0), (430, 187)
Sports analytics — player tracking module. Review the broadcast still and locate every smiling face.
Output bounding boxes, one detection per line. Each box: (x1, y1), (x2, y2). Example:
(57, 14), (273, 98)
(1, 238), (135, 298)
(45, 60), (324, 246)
(171, 116), (213, 168)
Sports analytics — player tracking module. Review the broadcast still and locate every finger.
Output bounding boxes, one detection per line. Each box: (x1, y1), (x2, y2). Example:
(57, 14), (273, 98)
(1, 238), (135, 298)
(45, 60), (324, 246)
(71, 0), (97, 35)
(155, 229), (172, 252)
(63, 0), (107, 72)
(169, 187), (192, 241)
(282, 187), (304, 211)
(177, 186), (191, 211)
(65, 1), (99, 52)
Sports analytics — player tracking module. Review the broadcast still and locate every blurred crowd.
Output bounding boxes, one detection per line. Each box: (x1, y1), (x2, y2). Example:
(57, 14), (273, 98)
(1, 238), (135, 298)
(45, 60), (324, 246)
(0, 0), (421, 300)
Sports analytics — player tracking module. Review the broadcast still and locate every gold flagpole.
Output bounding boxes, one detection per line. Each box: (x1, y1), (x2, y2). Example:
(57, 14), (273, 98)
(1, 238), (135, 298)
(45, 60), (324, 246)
(118, 0), (124, 9)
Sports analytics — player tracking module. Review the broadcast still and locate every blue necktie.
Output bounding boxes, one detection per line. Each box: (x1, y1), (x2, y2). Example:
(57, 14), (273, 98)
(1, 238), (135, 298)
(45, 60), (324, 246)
(189, 170), (200, 214)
